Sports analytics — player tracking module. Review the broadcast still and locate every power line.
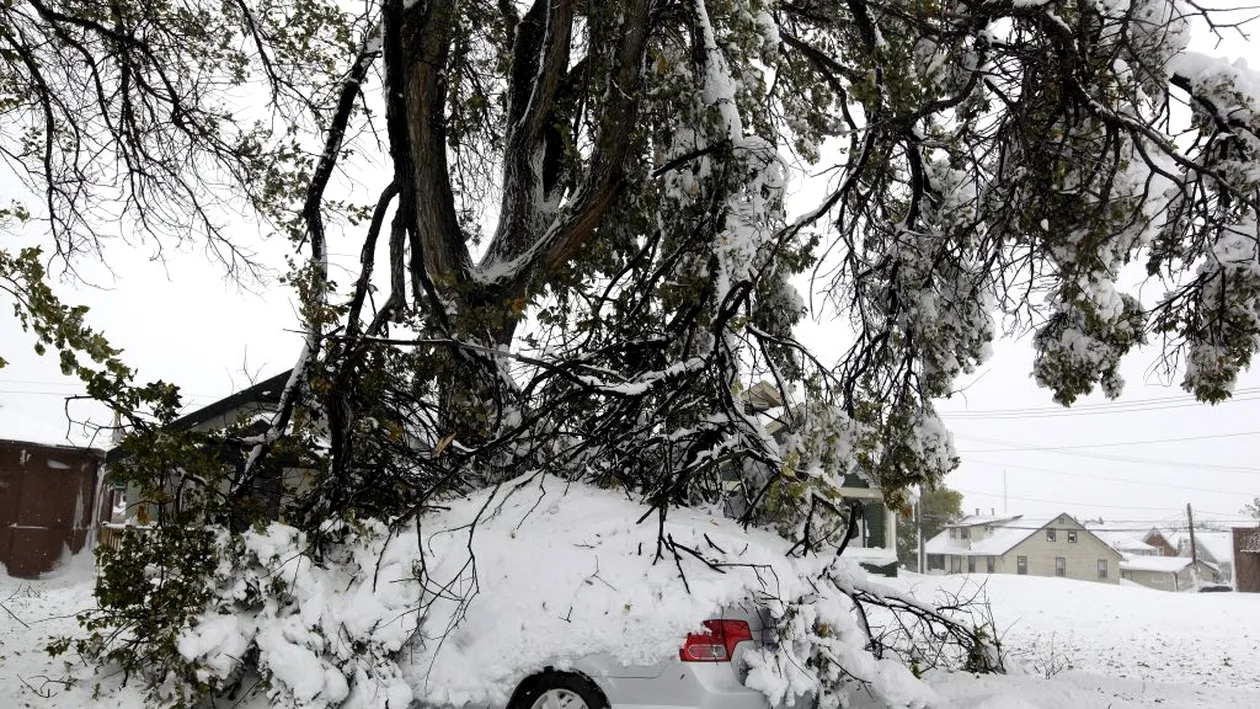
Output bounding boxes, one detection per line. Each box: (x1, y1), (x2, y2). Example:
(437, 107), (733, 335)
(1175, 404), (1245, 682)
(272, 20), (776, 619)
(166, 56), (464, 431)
(953, 432), (1260, 474)
(959, 458), (1256, 496)
(943, 386), (1260, 413)
(956, 429), (1260, 452)
(0, 378), (86, 386)
(941, 389), (1260, 419)
(0, 389), (100, 396)
(954, 487), (1190, 512)
(0, 388), (217, 399)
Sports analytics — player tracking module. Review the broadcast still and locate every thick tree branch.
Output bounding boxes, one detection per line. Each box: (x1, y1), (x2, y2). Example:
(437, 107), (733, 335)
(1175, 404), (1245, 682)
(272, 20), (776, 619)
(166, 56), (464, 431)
(400, 0), (472, 290)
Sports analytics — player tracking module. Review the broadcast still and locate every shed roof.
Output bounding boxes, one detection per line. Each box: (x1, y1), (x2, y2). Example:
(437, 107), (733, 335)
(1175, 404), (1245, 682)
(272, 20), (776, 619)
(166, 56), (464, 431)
(0, 438), (106, 459)
(1120, 555), (1217, 574)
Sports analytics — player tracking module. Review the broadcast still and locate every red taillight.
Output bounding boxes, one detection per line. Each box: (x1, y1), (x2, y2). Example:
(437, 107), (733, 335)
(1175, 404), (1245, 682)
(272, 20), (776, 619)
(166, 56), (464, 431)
(679, 619), (753, 662)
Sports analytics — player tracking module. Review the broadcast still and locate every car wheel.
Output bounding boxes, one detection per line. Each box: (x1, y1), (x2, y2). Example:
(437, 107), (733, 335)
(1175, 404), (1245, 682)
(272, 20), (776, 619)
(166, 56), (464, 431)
(508, 670), (609, 709)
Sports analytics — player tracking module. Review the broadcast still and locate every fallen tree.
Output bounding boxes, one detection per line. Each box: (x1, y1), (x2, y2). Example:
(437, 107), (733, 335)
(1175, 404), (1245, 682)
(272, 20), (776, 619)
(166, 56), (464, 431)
(6, 0), (1260, 706)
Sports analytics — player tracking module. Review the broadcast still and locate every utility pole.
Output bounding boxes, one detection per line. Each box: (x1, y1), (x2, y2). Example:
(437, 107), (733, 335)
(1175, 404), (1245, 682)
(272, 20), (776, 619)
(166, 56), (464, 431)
(1187, 503), (1200, 588)
(1186, 503), (1198, 564)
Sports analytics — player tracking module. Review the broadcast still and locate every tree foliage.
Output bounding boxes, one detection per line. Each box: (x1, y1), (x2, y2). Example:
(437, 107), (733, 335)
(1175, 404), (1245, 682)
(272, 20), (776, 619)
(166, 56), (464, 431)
(7, 0), (1260, 705)
(896, 486), (964, 570)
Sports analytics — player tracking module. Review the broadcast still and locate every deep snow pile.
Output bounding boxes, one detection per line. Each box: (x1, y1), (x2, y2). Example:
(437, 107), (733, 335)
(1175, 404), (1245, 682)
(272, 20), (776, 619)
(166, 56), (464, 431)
(396, 478), (820, 706)
(170, 476), (935, 709)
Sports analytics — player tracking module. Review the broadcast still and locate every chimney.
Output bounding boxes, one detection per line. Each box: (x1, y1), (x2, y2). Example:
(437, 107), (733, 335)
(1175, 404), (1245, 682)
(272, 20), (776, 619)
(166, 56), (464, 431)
(975, 507), (980, 516)
(991, 507), (995, 516)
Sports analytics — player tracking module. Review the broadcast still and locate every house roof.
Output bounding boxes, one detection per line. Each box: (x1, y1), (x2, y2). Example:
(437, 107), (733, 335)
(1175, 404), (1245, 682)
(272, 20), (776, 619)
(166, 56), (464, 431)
(954, 514), (1022, 528)
(0, 439), (106, 459)
(1150, 528), (1185, 549)
(165, 370), (291, 432)
(1085, 525), (1161, 555)
(104, 370), (292, 464)
(1120, 555), (1217, 574)
(925, 515), (1058, 557)
(741, 380), (785, 414)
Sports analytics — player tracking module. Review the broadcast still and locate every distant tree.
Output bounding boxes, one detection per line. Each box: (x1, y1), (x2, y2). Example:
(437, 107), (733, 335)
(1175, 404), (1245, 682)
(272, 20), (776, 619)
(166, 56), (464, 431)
(1245, 497), (1260, 522)
(897, 486), (965, 571)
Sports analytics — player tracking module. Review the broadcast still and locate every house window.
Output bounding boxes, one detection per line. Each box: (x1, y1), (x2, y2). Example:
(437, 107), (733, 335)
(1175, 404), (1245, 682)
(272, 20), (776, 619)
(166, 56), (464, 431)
(986, 556), (996, 573)
(1017, 556), (1027, 575)
(960, 527), (970, 540)
(951, 556), (962, 573)
(1097, 559), (1108, 579)
(1055, 557), (1066, 577)
(967, 556), (976, 573)
(1046, 528), (1057, 542)
(1068, 531), (1078, 544)
(949, 528), (957, 539)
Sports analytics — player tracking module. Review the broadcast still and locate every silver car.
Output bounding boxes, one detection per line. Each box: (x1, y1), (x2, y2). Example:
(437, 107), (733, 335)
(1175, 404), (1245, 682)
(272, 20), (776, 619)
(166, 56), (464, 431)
(498, 605), (781, 709)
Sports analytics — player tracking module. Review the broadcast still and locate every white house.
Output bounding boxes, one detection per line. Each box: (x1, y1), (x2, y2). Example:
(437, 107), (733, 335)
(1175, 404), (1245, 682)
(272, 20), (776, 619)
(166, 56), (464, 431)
(925, 513), (1122, 584)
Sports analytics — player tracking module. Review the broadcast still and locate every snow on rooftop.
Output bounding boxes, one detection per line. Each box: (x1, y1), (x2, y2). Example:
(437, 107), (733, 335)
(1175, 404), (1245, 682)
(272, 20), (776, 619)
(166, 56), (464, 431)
(954, 514), (1022, 527)
(925, 515), (1060, 557)
(1119, 555), (1212, 574)
(1088, 529), (1158, 554)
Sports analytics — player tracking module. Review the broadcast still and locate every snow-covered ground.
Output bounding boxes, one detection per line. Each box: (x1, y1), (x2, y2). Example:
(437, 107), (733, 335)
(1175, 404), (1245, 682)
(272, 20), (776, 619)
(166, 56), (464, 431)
(2, 558), (1258, 708)
(866, 572), (1260, 709)
(890, 573), (1260, 691)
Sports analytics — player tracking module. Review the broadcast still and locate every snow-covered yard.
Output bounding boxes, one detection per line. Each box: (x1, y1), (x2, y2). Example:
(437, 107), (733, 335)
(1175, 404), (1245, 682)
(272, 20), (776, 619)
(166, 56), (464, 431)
(2, 560), (1258, 708)
(879, 573), (1260, 708)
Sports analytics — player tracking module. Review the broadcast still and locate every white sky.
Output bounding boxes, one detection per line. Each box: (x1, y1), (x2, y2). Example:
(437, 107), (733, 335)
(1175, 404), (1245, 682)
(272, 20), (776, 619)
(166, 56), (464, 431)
(2, 8), (1258, 528)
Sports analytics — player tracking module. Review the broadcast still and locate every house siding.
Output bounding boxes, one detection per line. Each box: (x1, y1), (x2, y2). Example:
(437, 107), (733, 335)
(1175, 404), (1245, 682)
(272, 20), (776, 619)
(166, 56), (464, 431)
(1144, 531), (1179, 557)
(1001, 516), (1121, 584)
(1122, 561), (1219, 592)
(1122, 568), (1179, 592)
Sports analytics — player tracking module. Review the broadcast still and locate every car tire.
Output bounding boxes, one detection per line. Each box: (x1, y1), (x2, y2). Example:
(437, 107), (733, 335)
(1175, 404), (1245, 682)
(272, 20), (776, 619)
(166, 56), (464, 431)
(508, 669), (609, 709)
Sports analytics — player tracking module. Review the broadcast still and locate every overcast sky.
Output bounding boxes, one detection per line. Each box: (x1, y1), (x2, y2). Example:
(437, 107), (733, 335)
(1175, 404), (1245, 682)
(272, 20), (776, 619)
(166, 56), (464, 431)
(2, 10), (1258, 530)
